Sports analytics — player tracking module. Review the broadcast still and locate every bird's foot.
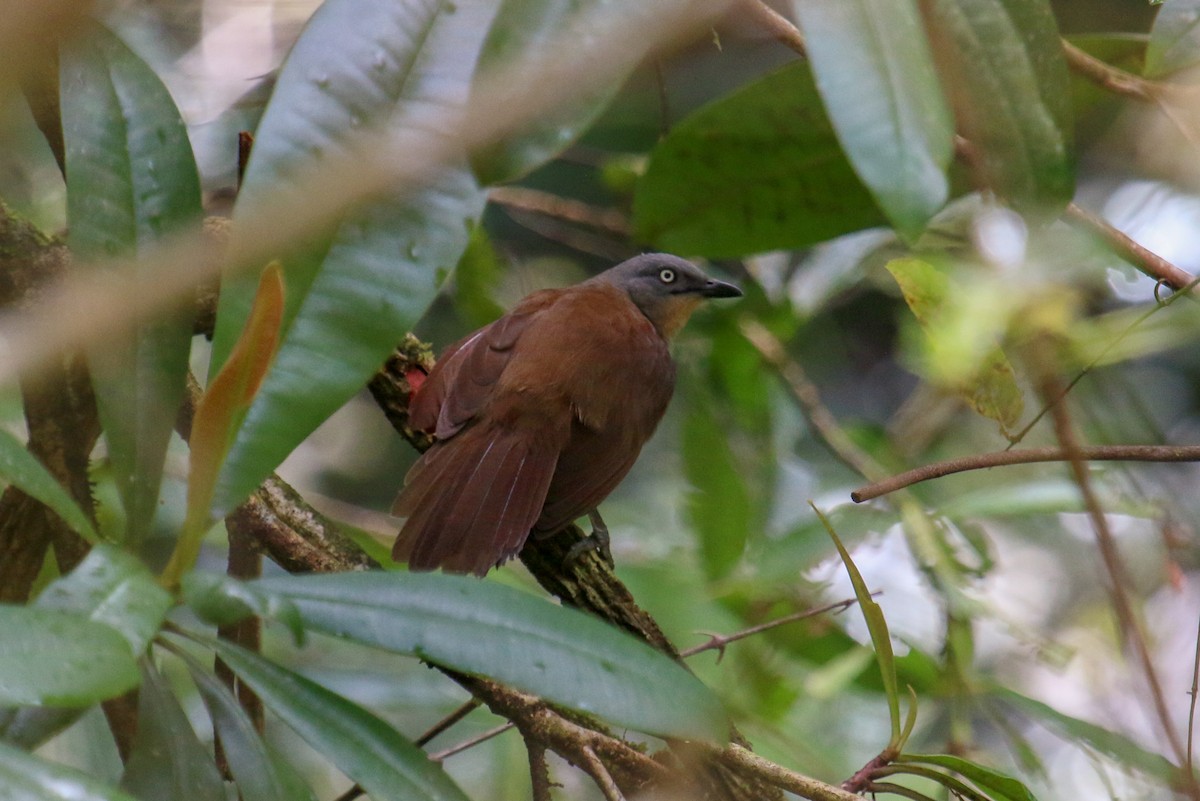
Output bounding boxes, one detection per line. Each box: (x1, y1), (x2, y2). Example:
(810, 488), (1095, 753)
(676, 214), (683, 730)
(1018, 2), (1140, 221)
(564, 509), (614, 569)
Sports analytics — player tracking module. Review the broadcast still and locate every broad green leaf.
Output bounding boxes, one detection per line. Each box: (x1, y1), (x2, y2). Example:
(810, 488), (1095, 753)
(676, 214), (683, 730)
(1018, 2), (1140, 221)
(898, 754), (1038, 801)
(1145, 0), (1200, 77)
(921, 0), (1074, 214)
(993, 689), (1179, 782)
(206, 639), (469, 801)
(160, 263), (285, 589)
(812, 505), (901, 745)
(471, 0), (632, 184)
(792, 0), (952, 239)
(0, 427), (96, 542)
(247, 572), (728, 742)
(35, 544), (172, 654)
(0, 739), (139, 801)
(120, 662), (225, 801)
(683, 395), (750, 580)
(181, 571), (305, 645)
(180, 650), (317, 801)
(210, 0), (492, 515)
(60, 22), (200, 540)
(0, 607), (139, 706)
(887, 258), (1024, 430)
(633, 62), (886, 257)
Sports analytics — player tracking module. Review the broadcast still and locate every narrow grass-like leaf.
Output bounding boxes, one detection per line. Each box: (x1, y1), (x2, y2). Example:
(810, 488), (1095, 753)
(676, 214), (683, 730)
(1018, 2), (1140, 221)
(0, 739), (139, 801)
(243, 572), (728, 742)
(0, 607), (140, 706)
(178, 648), (317, 801)
(1145, 0), (1200, 77)
(633, 62), (885, 257)
(898, 754), (1039, 801)
(210, 0), (491, 515)
(60, 22), (200, 540)
(120, 662), (225, 801)
(206, 639), (469, 801)
(35, 544), (171, 654)
(811, 503), (901, 745)
(0, 426), (96, 542)
(792, 0), (952, 239)
(921, 0), (1074, 214)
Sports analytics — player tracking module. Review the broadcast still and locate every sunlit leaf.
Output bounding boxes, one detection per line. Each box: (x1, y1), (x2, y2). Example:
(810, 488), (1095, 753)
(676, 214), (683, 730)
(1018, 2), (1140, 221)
(210, 0), (492, 515)
(206, 638), (470, 801)
(0, 427), (96, 542)
(0, 739), (139, 801)
(60, 21), (200, 540)
(792, 0), (952, 239)
(120, 662), (225, 801)
(633, 62), (885, 257)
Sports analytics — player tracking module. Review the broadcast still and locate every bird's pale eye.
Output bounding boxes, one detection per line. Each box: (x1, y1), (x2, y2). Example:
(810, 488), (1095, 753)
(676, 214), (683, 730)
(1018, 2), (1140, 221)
(658, 268), (676, 284)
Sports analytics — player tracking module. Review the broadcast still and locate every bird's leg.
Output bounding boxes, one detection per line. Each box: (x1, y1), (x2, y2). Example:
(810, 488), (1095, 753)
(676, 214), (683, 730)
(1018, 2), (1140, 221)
(564, 509), (614, 569)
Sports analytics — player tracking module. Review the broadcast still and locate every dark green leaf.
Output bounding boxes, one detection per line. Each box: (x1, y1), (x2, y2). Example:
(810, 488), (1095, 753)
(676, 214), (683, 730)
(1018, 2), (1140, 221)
(633, 62), (885, 257)
(181, 571), (305, 645)
(207, 639), (469, 801)
(898, 753), (1038, 801)
(60, 22), (200, 539)
(793, 0), (952, 239)
(0, 427), (96, 542)
(1145, 0), (1200, 77)
(210, 0), (491, 515)
(120, 662), (225, 801)
(921, 0), (1074, 214)
(0, 607), (140, 706)
(471, 0), (631, 183)
(180, 650), (316, 801)
(683, 395), (750, 580)
(35, 544), (172, 655)
(252, 572), (728, 742)
(0, 739), (139, 801)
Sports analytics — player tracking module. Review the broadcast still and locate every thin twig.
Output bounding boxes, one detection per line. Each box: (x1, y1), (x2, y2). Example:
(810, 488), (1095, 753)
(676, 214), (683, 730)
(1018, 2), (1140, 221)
(489, 186), (630, 236)
(865, 781), (938, 801)
(680, 595), (870, 660)
(528, 739), (554, 801)
(430, 723), (515, 762)
(1037, 361), (1190, 776)
(1064, 202), (1197, 294)
(577, 746), (627, 801)
(742, 0), (806, 56)
(1061, 40), (1159, 103)
(851, 444), (1200, 502)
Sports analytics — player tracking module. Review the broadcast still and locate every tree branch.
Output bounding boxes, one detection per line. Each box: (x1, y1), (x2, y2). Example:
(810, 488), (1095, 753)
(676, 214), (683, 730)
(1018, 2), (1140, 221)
(1064, 202), (1197, 295)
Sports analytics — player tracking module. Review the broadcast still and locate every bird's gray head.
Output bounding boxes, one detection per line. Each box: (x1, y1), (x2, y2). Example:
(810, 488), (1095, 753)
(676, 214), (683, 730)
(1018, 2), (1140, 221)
(593, 253), (742, 338)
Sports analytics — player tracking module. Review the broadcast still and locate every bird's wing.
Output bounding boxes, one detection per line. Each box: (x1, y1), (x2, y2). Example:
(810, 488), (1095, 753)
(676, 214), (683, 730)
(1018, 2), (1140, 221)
(408, 291), (557, 440)
(393, 421), (563, 575)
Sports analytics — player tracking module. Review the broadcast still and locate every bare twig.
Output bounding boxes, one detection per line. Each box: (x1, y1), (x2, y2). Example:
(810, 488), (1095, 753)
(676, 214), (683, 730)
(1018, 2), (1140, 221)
(742, 0), (806, 56)
(1064, 202), (1197, 294)
(489, 186), (631, 236)
(851, 444), (1200, 502)
(1061, 40), (1159, 103)
(680, 595), (869, 660)
(430, 723), (515, 762)
(578, 746), (627, 801)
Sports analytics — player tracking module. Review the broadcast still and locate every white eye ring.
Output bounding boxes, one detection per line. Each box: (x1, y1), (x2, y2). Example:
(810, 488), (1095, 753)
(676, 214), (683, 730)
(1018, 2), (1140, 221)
(659, 268), (676, 284)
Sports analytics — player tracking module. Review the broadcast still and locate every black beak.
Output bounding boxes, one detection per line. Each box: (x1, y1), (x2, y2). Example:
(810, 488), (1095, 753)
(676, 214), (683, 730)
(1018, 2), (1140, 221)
(700, 278), (743, 299)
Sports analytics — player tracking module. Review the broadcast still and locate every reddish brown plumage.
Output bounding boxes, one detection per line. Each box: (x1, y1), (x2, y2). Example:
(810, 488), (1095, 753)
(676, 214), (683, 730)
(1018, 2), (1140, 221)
(392, 254), (740, 575)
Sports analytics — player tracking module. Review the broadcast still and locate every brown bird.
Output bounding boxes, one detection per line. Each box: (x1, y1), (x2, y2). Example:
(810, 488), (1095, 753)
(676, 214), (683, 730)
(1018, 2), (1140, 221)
(392, 253), (742, 575)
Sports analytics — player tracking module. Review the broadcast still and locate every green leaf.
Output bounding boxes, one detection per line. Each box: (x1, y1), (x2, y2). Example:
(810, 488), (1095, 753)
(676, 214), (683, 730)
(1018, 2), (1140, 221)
(898, 754), (1038, 801)
(921, 0), (1074, 214)
(60, 21), (201, 540)
(683, 395), (750, 580)
(1145, 0), (1200, 77)
(120, 662), (225, 801)
(633, 62), (886, 257)
(993, 688), (1179, 782)
(0, 739), (139, 801)
(886, 257), (1024, 430)
(179, 649), (317, 801)
(811, 505), (901, 745)
(206, 639), (469, 801)
(251, 572), (728, 742)
(792, 0), (953, 239)
(0, 427), (96, 542)
(35, 544), (172, 655)
(471, 0), (631, 184)
(0, 607), (140, 706)
(210, 0), (491, 515)
(181, 571), (305, 646)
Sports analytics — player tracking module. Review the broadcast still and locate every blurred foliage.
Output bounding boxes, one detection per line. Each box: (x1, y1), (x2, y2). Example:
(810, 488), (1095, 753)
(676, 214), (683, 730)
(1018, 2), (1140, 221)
(0, 1), (1199, 800)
